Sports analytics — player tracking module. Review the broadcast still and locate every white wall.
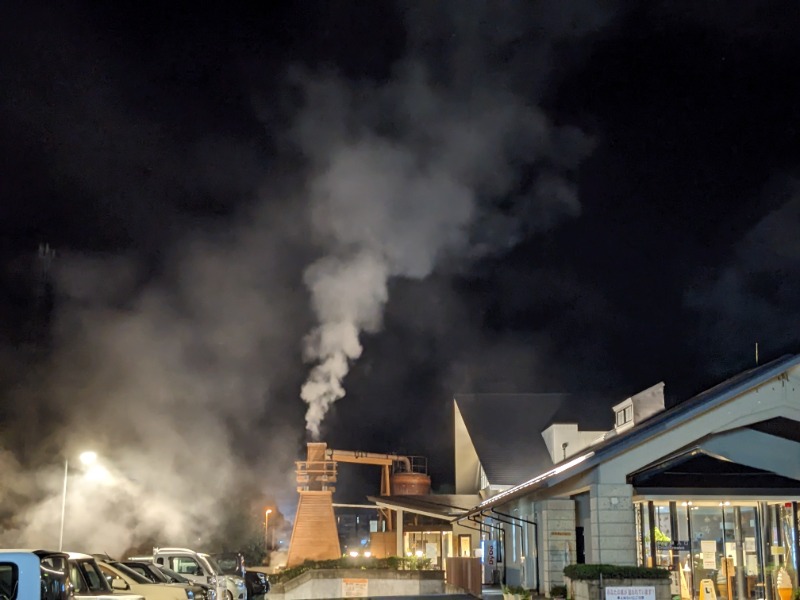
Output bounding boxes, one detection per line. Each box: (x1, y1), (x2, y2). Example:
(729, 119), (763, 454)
(538, 499), (576, 594)
(542, 423), (606, 464)
(454, 401), (482, 494)
(588, 483), (636, 565)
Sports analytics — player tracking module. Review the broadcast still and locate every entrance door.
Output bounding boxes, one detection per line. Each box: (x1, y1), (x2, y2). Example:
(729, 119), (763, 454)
(576, 526), (586, 564)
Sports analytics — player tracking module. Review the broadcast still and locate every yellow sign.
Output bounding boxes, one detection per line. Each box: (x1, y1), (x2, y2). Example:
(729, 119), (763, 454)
(700, 578), (717, 600)
(342, 578), (369, 598)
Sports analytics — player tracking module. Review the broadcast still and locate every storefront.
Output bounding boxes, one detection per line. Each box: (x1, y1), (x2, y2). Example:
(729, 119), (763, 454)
(457, 354), (800, 597)
(635, 499), (799, 600)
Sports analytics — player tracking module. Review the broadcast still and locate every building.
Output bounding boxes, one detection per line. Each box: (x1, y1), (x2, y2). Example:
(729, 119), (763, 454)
(455, 354), (800, 600)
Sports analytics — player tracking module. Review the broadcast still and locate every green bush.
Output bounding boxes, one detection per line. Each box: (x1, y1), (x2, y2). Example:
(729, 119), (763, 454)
(270, 556), (434, 584)
(563, 564), (670, 581)
(550, 584), (568, 597)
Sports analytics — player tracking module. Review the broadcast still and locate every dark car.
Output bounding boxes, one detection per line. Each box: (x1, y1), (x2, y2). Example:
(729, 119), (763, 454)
(212, 553), (269, 599)
(121, 560), (213, 600)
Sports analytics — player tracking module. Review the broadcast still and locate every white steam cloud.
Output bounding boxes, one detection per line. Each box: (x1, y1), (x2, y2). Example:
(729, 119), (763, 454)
(296, 25), (599, 437)
(0, 207), (305, 555)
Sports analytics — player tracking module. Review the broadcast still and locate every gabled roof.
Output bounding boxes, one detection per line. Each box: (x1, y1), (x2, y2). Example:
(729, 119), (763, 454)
(468, 353), (800, 512)
(454, 393), (613, 486)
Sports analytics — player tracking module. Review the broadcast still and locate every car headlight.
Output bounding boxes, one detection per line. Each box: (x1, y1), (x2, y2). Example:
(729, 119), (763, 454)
(185, 591), (195, 600)
(207, 575), (217, 587)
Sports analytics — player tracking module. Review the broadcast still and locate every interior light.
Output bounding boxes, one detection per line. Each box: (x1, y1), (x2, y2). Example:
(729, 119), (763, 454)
(349, 551), (359, 558)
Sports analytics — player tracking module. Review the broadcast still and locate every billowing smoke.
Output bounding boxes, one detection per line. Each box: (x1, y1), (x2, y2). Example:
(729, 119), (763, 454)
(0, 0), (615, 551)
(0, 211), (306, 554)
(296, 0), (609, 437)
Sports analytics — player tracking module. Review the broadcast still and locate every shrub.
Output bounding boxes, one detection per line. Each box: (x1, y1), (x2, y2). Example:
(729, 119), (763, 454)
(270, 556), (434, 584)
(551, 584), (568, 597)
(563, 564), (670, 580)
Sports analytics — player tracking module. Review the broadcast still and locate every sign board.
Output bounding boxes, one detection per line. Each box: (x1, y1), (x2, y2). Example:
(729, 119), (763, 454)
(605, 586), (656, 600)
(701, 540), (717, 569)
(342, 578), (369, 598)
(670, 571), (680, 595)
(486, 540), (497, 566)
(671, 541), (690, 551)
(699, 578), (717, 600)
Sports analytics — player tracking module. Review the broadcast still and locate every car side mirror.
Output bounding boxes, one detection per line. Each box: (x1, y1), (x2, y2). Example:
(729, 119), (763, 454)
(111, 579), (130, 591)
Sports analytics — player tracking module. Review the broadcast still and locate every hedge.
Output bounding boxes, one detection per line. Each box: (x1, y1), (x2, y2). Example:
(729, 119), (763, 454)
(563, 564), (670, 580)
(270, 556), (433, 584)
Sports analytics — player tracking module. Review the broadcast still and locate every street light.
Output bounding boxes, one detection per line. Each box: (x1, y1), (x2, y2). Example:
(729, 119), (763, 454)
(59, 451), (98, 551)
(265, 509), (273, 551)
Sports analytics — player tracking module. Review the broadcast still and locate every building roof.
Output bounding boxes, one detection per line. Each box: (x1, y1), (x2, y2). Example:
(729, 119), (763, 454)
(469, 353), (800, 512)
(368, 494), (482, 521)
(454, 392), (614, 486)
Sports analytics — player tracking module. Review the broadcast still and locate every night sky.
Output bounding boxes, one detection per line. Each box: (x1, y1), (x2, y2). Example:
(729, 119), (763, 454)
(2, 1), (800, 540)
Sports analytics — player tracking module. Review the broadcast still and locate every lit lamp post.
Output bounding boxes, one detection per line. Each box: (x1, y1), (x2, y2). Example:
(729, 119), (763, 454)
(59, 451), (97, 551)
(264, 509), (273, 551)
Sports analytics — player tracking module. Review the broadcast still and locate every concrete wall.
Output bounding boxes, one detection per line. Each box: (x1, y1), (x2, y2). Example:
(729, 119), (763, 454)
(569, 578), (670, 600)
(588, 484), (636, 566)
(539, 499), (576, 595)
(271, 569), (445, 600)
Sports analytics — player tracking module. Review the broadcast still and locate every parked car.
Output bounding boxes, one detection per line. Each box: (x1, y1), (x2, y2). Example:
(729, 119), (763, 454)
(151, 547), (246, 600)
(1, 550), (71, 600)
(122, 560), (213, 600)
(212, 553), (269, 599)
(96, 558), (196, 600)
(54, 551), (145, 600)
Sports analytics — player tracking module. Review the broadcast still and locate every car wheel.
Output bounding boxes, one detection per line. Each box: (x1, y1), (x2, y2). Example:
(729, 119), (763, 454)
(225, 591), (234, 600)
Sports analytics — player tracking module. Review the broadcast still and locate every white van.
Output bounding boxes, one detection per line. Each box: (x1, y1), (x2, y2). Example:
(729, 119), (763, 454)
(152, 548), (246, 600)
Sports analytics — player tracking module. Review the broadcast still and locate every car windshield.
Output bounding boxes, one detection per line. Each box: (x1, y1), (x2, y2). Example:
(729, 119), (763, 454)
(132, 563), (169, 584)
(71, 559), (111, 593)
(109, 562), (152, 584)
(200, 554), (222, 574)
(158, 565), (190, 584)
(214, 556), (240, 575)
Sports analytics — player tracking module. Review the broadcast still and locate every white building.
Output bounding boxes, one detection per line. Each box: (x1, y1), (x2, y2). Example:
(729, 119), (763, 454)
(454, 354), (800, 600)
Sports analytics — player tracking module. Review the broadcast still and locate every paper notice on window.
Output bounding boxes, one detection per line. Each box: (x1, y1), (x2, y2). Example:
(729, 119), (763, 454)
(745, 537), (756, 553)
(701, 540), (717, 569)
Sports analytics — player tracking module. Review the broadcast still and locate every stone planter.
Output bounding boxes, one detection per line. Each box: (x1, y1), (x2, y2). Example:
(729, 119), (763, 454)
(269, 568), (445, 600)
(568, 578), (671, 600)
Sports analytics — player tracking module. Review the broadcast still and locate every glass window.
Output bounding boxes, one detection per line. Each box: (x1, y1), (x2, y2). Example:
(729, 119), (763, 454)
(0, 563), (18, 600)
(98, 565), (125, 588)
(642, 503), (653, 567)
(171, 556), (202, 576)
(653, 503), (673, 568)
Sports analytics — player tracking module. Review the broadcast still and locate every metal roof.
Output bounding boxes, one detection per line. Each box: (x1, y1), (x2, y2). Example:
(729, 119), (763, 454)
(466, 353), (800, 513)
(367, 494), (482, 521)
(454, 392), (614, 486)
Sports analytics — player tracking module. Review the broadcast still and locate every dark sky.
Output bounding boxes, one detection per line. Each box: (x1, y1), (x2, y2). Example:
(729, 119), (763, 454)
(1, 0), (800, 534)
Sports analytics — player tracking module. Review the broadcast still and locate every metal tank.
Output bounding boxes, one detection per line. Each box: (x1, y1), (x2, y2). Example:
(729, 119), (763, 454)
(391, 471), (431, 495)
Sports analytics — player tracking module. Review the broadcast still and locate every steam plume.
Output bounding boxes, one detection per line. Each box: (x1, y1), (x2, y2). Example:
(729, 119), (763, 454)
(296, 0), (606, 437)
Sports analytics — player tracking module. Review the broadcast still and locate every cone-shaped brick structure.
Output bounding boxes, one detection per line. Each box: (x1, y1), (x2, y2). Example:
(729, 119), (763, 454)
(286, 442), (341, 567)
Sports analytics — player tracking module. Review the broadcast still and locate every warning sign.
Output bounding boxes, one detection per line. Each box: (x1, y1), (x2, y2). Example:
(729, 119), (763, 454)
(342, 578), (369, 598)
(605, 586), (656, 600)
